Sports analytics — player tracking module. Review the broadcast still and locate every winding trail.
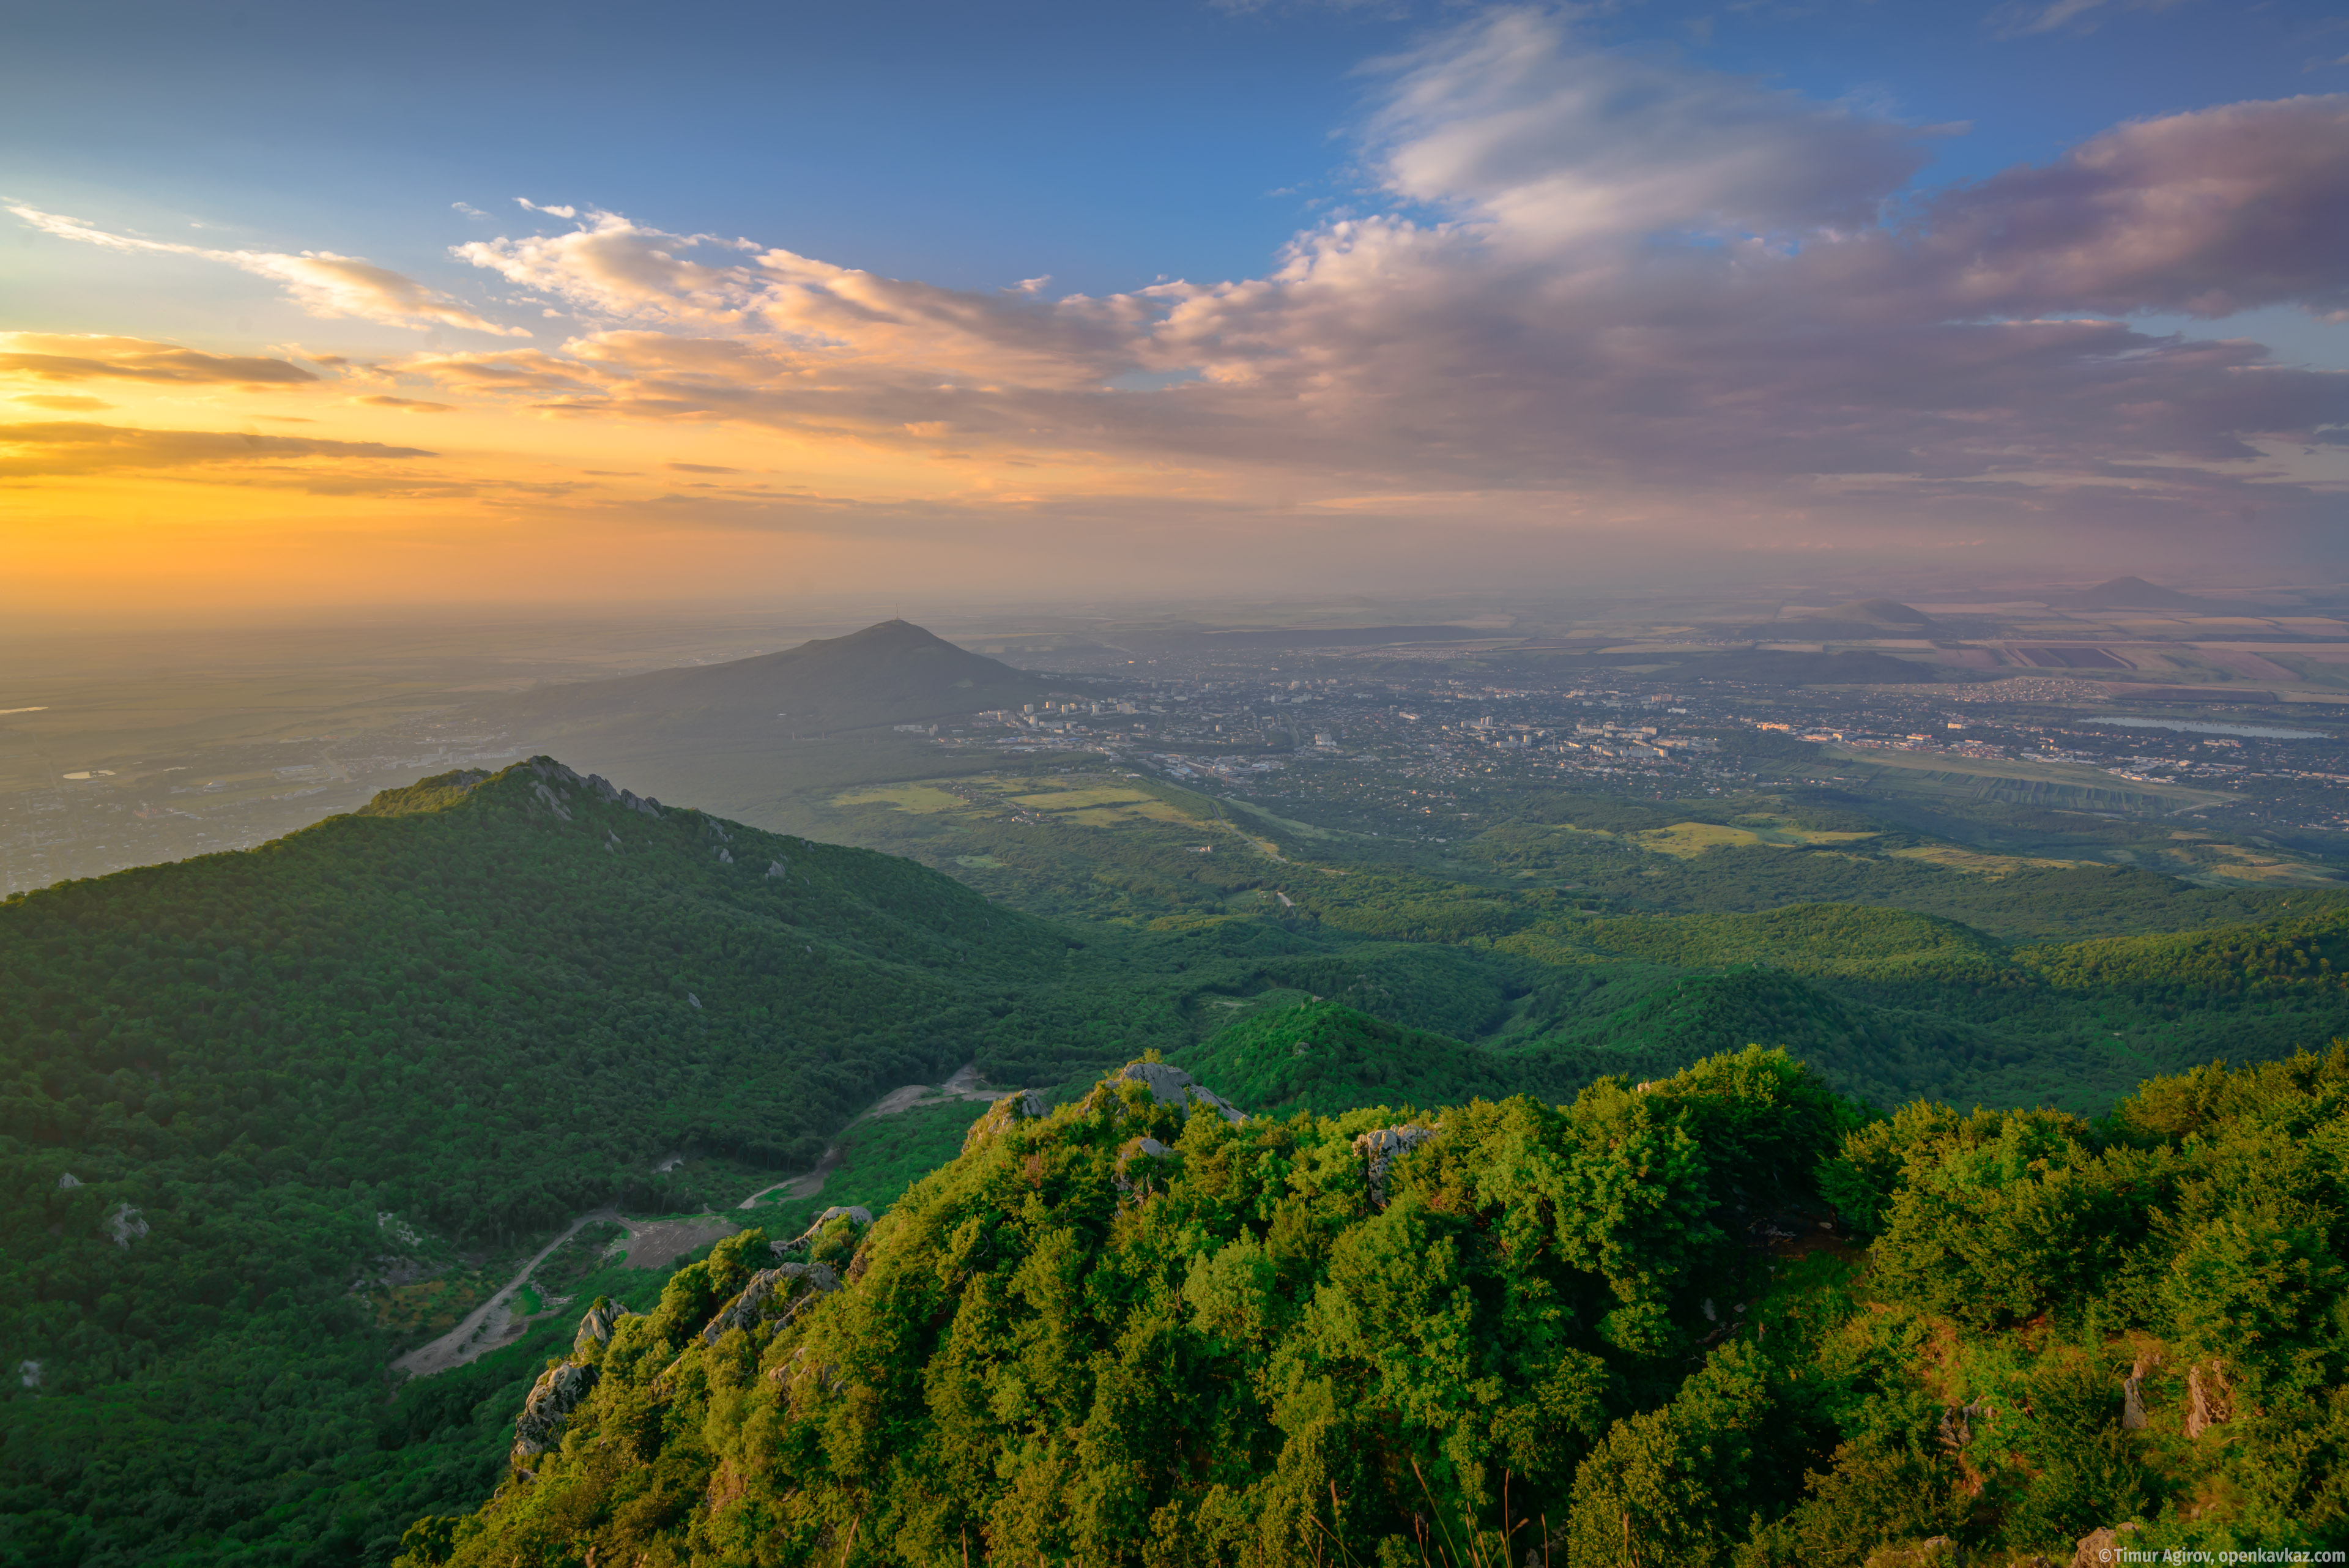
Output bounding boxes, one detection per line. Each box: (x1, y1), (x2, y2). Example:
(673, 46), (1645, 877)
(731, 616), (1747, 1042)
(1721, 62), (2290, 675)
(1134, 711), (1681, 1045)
(395, 1066), (1013, 1378)
(392, 1208), (617, 1380)
(738, 1063), (1001, 1210)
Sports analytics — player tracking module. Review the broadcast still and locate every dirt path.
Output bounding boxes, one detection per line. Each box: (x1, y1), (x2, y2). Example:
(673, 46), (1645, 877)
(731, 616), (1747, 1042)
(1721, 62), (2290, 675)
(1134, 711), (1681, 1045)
(737, 1063), (1001, 1210)
(393, 1208), (617, 1380)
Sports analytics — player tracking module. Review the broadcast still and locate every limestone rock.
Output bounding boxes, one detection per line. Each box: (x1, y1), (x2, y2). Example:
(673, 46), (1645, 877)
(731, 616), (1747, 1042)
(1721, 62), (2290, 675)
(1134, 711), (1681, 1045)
(17, 1360), (40, 1389)
(1353, 1124), (1438, 1207)
(963, 1088), (1050, 1151)
(716, 847), (733, 864)
(573, 1300), (634, 1358)
(513, 1361), (598, 1459)
(2187, 1359), (2232, 1437)
(1091, 1061), (1245, 1125)
(56, 1172), (80, 1189)
(1116, 1135), (1175, 1195)
(794, 1205), (872, 1243)
(700, 1261), (840, 1344)
(1937, 1402), (1991, 1452)
(2121, 1353), (2157, 1431)
(767, 859), (789, 879)
(2071, 1523), (2137, 1568)
(618, 788), (662, 818)
(530, 780), (573, 821)
(106, 1203), (148, 1247)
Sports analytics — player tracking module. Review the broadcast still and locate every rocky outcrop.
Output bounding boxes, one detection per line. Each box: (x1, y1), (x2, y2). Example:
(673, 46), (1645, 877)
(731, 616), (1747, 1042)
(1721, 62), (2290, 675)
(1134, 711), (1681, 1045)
(2187, 1359), (2232, 1437)
(793, 1205), (872, 1243)
(963, 1088), (1050, 1150)
(766, 858), (789, 879)
(1089, 1062), (1246, 1125)
(699, 1261), (839, 1344)
(2071, 1523), (2137, 1567)
(106, 1203), (149, 1247)
(573, 1300), (633, 1358)
(1352, 1123), (1438, 1207)
(1937, 1402), (1991, 1452)
(1116, 1135), (1174, 1195)
(2122, 1353), (2158, 1431)
(513, 1361), (596, 1460)
(56, 1173), (80, 1189)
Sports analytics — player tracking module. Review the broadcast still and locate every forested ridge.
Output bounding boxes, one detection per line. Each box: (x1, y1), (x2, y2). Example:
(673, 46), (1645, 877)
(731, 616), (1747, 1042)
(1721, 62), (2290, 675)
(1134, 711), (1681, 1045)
(7, 756), (2349, 1564)
(402, 1046), (2349, 1565)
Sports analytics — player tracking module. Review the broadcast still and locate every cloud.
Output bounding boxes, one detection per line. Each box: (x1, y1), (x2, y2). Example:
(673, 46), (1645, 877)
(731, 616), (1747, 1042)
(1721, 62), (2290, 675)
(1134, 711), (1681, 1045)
(666, 461), (742, 472)
(0, 333), (319, 385)
(1887, 95), (2349, 318)
(1991, 0), (2192, 39)
(0, 421), (435, 477)
(351, 394), (453, 412)
(7, 208), (530, 337)
(453, 202), (489, 218)
(351, 12), (2349, 563)
(516, 198), (579, 218)
(1362, 7), (1934, 245)
(11, 395), (111, 411)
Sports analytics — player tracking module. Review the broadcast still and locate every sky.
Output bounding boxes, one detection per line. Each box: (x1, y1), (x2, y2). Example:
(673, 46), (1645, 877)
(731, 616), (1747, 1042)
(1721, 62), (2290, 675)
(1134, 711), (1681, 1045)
(4, 0), (2347, 620)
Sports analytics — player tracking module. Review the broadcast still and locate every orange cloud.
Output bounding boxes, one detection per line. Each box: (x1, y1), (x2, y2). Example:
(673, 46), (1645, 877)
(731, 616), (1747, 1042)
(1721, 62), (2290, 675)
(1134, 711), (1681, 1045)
(0, 333), (317, 386)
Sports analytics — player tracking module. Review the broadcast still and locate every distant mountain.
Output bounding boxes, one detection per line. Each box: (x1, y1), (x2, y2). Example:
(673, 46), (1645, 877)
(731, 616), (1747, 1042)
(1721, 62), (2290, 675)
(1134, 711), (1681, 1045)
(485, 619), (1062, 740)
(1739, 598), (1940, 641)
(1825, 597), (1931, 628)
(2063, 576), (2217, 609)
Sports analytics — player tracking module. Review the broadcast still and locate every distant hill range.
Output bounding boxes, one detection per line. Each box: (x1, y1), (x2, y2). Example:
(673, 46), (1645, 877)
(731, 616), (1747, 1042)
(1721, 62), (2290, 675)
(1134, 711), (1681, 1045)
(2056, 576), (2260, 612)
(482, 619), (1068, 742)
(1748, 598), (1941, 639)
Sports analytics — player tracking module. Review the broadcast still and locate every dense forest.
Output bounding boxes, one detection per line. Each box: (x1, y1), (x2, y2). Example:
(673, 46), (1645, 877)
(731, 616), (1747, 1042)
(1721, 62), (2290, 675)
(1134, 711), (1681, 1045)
(7, 756), (2349, 1564)
(399, 1046), (2349, 1564)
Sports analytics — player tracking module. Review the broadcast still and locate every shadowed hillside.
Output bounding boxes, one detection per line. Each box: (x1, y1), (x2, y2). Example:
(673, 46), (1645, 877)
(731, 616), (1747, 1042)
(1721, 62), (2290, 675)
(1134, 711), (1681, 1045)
(484, 619), (1062, 741)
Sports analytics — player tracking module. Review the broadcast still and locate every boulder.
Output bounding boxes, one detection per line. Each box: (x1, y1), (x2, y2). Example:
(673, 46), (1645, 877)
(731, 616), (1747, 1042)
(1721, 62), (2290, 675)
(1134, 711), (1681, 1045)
(1091, 1061), (1246, 1125)
(573, 1300), (634, 1358)
(1116, 1135), (1175, 1195)
(106, 1203), (149, 1247)
(963, 1088), (1050, 1151)
(787, 1205), (872, 1246)
(512, 1361), (597, 1459)
(2187, 1359), (2232, 1437)
(1352, 1124), (1438, 1207)
(2071, 1523), (2138, 1567)
(699, 1261), (840, 1344)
